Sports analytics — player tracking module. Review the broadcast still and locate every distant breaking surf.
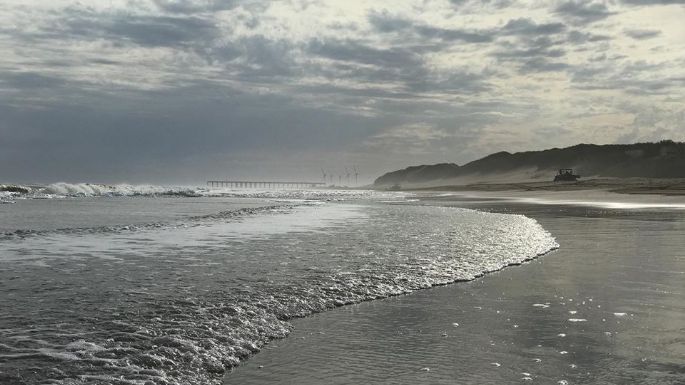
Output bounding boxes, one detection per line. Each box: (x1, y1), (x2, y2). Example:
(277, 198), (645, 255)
(0, 182), (403, 201)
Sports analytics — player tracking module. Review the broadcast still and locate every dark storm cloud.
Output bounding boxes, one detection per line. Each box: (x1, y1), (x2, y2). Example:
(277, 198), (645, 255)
(624, 28), (662, 39)
(56, 11), (219, 47)
(300, 62), (491, 103)
(366, 12), (583, 80)
(304, 61), (409, 87)
(620, 0), (685, 4)
(400, 69), (492, 95)
(447, 0), (469, 6)
(305, 31), (492, 98)
(501, 18), (566, 36)
(494, 45), (566, 59)
(305, 38), (444, 97)
(369, 13), (576, 77)
(368, 12), (495, 43)
(571, 60), (684, 96)
(308, 39), (422, 69)
(153, 0), (239, 13)
(554, 0), (615, 24)
(491, 36), (568, 73)
(518, 58), (570, 73)
(414, 25), (494, 43)
(3, 5), (221, 49)
(567, 30), (611, 44)
(367, 12), (413, 32)
(229, 36), (300, 79)
(0, 80), (388, 183)
(570, 66), (611, 83)
(596, 78), (680, 95)
(448, 0), (514, 8)
(89, 58), (123, 66)
(1, 1), (682, 183)
(487, 17), (619, 75)
(293, 82), (417, 102)
(0, 72), (66, 90)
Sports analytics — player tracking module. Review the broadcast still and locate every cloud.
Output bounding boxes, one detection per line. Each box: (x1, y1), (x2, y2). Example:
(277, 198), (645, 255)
(519, 58), (570, 73)
(307, 39), (421, 69)
(620, 0), (685, 5)
(624, 28), (662, 39)
(56, 10), (219, 48)
(368, 12), (495, 43)
(554, 0), (616, 24)
(492, 33), (569, 74)
(153, 0), (240, 14)
(363, 123), (453, 156)
(501, 18), (567, 36)
(414, 25), (495, 43)
(0, 72), (66, 90)
(231, 36), (300, 79)
(367, 11), (413, 32)
(0, 0), (683, 183)
(494, 41), (566, 59)
(567, 30), (611, 43)
(448, 0), (515, 9)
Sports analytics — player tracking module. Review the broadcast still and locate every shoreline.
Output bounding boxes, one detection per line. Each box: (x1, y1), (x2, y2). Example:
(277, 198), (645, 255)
(225, 193), (685, 384)
(375, 177), (685, 196)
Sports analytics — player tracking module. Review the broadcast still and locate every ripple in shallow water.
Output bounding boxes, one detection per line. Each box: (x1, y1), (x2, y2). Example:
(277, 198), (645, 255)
(0, 202), (557, 385)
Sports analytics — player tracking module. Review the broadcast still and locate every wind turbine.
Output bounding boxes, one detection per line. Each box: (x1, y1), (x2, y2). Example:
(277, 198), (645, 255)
(345, 167), (350, 186)
(353, 166), (359, 186)
(321, 168), (327, 184)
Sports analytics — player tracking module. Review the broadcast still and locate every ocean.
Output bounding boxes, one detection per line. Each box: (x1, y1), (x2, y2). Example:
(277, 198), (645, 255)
(226, 194), (685, 384)
(0, 184), (558, 385)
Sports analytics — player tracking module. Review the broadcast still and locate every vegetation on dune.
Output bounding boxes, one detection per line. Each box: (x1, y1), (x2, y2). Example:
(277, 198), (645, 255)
(374, 140), (685, 186)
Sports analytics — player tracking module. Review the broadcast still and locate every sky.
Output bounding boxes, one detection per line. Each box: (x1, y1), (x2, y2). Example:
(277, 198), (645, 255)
(1, 0), (684, 185)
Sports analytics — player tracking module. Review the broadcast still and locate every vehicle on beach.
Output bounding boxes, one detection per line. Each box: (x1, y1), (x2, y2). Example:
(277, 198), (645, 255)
(554, 168), (580, 182)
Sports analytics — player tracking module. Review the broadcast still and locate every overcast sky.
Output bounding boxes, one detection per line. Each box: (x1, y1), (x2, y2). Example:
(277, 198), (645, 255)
(1, 0), (684, 184)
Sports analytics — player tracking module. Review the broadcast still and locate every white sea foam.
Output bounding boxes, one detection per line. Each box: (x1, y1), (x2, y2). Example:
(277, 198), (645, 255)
(43, 182), (205, 197)
(4, 182), (411, 203)
(0, 201), (557, 385)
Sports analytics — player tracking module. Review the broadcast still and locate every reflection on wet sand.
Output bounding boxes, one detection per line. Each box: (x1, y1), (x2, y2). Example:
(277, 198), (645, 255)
(226, 199), (685, 385)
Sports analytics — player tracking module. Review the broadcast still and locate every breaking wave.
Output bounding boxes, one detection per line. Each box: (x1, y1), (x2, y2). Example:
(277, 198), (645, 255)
(0, 182), (403, 202)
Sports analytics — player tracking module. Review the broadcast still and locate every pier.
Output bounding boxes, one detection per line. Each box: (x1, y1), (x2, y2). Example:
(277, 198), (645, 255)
(207, 180), (326, 189)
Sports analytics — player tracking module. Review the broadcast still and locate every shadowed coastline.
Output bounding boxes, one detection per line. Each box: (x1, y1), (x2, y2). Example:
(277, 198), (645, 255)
(374, 141), (685, 194)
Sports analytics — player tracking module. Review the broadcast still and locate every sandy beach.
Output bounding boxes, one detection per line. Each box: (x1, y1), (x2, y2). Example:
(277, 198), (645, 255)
(406, 177), (685, 196)
(225, 192), (685, 384)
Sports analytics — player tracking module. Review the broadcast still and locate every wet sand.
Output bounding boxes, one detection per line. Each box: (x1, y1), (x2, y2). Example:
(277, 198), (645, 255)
(225, 195), (685, 384)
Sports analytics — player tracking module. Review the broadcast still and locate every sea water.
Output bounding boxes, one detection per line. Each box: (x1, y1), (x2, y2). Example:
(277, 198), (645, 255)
(0, 185), (557, 385)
